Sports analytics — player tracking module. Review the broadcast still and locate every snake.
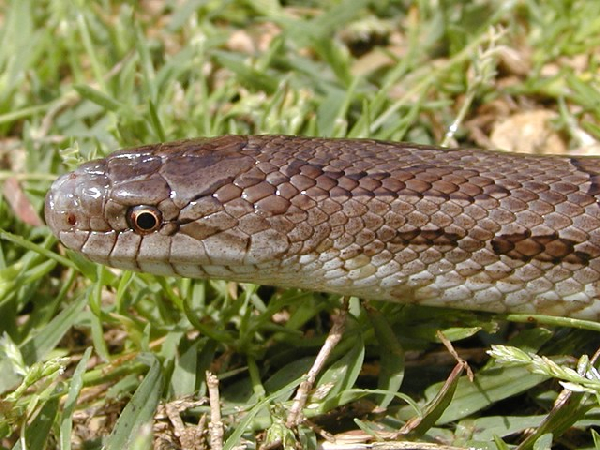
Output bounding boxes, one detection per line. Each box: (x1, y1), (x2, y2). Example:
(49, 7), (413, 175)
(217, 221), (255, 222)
(44, 135), (600, 320)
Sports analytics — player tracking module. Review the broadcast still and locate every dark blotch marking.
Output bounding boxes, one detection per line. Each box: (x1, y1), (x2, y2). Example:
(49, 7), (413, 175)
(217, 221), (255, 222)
(275, 158), (508, 207)
(282, 159), (310, 177)
(570, 158), (600, 196)
(393, 227), (465, 247)
(346, 171), (369, 181)
(492, 231), (590, 265)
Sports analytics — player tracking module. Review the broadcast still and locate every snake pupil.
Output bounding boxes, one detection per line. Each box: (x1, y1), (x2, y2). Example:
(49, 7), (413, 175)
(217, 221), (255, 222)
(127, 206), (162, 234)
(136, 212), (157, 230)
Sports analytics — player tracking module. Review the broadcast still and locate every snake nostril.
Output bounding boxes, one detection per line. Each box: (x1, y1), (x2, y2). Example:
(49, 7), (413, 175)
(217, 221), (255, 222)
(67, 213), (76, 226)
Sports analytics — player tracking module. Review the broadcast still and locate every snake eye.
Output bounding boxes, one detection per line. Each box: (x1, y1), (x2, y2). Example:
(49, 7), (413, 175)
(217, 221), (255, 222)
(127, 206), (162, 234)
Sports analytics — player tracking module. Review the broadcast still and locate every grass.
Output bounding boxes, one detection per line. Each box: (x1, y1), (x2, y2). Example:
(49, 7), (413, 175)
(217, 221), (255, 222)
(1, 0), (600, 448)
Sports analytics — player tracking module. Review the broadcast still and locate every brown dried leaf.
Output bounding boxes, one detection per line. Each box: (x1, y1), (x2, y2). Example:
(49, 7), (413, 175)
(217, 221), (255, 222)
(3, 178), (43, 226)
(491, 109), (567, 155)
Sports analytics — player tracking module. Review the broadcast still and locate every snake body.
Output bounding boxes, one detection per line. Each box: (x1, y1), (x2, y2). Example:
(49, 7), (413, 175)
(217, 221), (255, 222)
(45, 135), (600, 319)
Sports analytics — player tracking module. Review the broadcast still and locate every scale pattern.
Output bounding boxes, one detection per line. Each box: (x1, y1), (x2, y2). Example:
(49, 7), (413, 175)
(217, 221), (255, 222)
(45, 135), (600, 319)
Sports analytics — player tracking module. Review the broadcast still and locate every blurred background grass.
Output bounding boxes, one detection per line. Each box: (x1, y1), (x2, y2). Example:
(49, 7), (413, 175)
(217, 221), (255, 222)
(1, 0), (600, 448)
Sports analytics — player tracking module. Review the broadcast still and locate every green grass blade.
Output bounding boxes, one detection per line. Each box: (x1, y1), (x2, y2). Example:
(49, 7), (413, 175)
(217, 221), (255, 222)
(103, 354), (164, 450)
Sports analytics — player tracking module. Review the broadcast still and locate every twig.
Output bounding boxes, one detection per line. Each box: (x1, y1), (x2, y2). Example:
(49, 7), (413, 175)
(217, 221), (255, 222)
(436, 330), (474, 381)
(207, 371), (224, 450)
(286, 298), (349, 428)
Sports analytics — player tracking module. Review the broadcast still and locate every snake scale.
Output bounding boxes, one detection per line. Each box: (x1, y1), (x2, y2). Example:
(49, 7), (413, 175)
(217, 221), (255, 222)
(45, 135), (600, 320)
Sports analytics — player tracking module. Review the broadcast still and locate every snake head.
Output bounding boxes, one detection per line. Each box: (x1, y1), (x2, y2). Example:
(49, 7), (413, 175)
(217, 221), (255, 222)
(45, 136), (295, 279)
(45, 144), (176, 274)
